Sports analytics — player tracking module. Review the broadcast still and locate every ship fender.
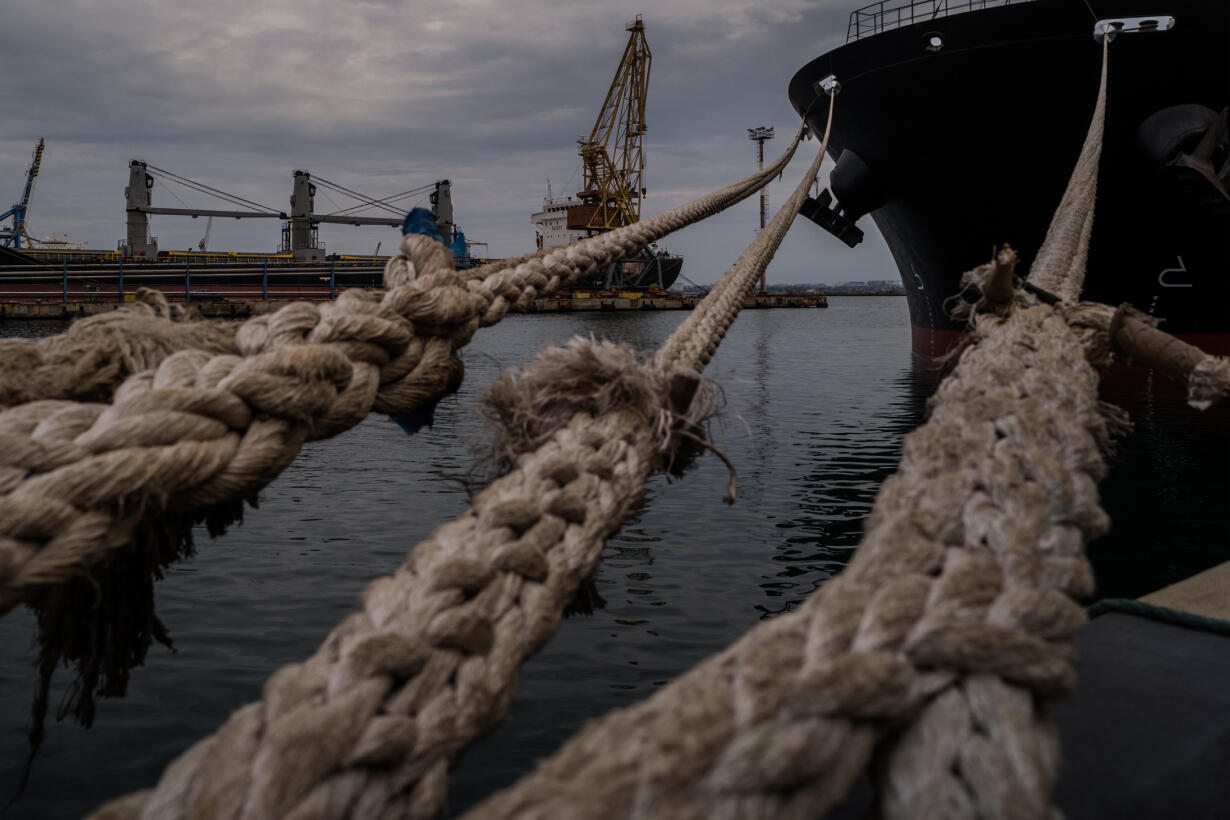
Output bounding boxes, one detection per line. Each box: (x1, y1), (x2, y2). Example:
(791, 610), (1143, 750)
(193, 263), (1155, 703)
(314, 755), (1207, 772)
(1137, 104), (1230, 210)
(798, 149), (887, 248)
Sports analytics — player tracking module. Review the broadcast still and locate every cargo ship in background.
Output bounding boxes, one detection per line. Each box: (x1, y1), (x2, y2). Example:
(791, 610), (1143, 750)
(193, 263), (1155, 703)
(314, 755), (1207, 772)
(532, 15), (684, 293)
(532, 183), (682, 290)
(788, 0), (1229, 362)
(0, 147), (490, 296)
(1, 134), (487, 276)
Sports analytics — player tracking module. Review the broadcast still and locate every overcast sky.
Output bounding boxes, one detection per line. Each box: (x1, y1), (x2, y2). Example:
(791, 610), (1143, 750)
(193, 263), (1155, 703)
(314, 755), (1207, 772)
(0, 0), (896, 285)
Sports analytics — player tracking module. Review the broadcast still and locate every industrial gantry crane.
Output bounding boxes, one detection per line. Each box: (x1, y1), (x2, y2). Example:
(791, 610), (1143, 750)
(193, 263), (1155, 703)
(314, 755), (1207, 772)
(573, 15), (652, 231)
(121, 163), (458, 261)
(1, 139), (45, 248)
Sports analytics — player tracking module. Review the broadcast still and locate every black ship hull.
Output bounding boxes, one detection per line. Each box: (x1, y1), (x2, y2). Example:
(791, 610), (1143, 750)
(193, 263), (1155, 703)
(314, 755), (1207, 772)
(569, 250), (683, 292)
(789, 0), (1229, 362)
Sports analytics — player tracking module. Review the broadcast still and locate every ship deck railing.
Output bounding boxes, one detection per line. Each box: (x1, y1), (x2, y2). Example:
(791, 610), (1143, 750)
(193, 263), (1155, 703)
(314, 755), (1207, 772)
(847, 0), (1031, 42)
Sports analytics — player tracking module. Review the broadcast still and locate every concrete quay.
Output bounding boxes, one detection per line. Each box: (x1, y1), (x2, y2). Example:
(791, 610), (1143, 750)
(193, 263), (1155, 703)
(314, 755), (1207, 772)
(0, 291), (827, 321)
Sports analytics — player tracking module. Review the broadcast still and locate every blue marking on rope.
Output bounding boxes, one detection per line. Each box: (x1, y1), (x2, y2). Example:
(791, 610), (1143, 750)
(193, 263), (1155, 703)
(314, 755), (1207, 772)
(403, 208), (443, 243)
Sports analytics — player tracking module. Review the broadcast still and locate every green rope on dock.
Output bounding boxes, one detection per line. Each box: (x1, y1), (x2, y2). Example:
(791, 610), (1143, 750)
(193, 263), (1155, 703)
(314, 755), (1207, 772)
(1088, 598), (1230, 638)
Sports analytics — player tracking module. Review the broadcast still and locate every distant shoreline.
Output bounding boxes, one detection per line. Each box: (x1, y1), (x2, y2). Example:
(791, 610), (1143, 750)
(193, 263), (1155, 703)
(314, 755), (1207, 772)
(680, 289), (906, 297)
(822, 290), (906, 296)
(681, 280), (906, 297)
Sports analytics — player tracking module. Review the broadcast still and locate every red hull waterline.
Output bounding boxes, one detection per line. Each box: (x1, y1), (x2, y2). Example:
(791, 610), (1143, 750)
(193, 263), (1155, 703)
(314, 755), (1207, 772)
(912, 325), (1230, 363)
(912, 324), (1230, 405)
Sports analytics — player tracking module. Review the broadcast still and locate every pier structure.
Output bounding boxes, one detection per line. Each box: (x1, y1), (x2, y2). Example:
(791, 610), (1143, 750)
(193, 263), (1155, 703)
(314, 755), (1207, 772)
(0, 289), (826, 320)
(0, 251), (827, 315)
(2, 48), (1229, 819)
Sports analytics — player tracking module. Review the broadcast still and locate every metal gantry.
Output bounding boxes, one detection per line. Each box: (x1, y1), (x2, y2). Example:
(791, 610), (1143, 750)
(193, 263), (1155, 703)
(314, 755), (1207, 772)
(121, 164), (454, 261)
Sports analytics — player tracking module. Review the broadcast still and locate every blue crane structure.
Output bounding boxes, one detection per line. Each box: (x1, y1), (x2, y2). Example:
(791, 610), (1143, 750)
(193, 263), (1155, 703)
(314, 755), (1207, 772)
(0, 139), (45, 249)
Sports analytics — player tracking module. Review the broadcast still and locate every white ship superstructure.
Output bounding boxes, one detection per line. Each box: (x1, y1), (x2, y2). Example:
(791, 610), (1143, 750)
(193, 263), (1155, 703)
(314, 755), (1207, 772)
(31, 235), (88, 250)
(531, 191), (590, 251)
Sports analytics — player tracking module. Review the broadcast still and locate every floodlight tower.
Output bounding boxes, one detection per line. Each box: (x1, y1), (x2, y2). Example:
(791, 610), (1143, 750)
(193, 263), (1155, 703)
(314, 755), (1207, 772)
(748, 126), (775, 293)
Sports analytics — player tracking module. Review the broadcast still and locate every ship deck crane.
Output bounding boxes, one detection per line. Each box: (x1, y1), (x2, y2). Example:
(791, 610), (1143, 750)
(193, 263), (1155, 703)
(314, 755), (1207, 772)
(198, 216), (213, 251)
(573, 15), (652, 231)
(1, 139), (45, 249)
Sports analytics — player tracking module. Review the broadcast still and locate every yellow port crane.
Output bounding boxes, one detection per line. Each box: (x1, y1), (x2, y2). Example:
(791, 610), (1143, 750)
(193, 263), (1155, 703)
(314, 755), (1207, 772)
(572, 15), (652, 232)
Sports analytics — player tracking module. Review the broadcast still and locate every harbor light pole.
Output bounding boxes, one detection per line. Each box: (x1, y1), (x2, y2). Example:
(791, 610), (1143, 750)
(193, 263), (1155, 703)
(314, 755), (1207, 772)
(748, 126), (774, 294)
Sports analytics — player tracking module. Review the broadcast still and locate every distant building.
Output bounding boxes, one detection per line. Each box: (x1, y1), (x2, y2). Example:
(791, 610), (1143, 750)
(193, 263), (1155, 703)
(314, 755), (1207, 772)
(822, 279), (907, 294)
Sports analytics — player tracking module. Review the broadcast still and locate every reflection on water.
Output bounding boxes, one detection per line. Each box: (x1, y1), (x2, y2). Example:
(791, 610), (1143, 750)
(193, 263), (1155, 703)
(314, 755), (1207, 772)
(1, 297), (1226, 818)
(1093, 371), (1230, 598)
(448, 300), (927, 811)
(762, 369), (931, 616)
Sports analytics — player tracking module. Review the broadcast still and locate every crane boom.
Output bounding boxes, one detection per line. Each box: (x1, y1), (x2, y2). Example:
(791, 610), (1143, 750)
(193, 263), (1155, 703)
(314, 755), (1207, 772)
(1, 138), (45, 248)
(198, 216), (213, 251)
(574, 16), (651, 231)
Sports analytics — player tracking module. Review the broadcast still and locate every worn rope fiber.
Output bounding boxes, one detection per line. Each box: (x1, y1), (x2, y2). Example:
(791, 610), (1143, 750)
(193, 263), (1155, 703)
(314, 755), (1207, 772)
(88, 113), (836, 820)
(0, 129), (806, 615)
(0, 291), (236, 408)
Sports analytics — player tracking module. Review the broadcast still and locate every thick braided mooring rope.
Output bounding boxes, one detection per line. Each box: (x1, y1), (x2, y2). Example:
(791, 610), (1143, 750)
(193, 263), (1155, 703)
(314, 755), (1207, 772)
(88, 98), (838, 820)
(0, 129), (809, 615)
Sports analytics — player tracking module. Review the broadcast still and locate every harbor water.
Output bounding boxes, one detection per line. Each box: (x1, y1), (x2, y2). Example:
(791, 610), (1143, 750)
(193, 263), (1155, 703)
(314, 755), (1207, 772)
(0, 297), (1226, 817)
